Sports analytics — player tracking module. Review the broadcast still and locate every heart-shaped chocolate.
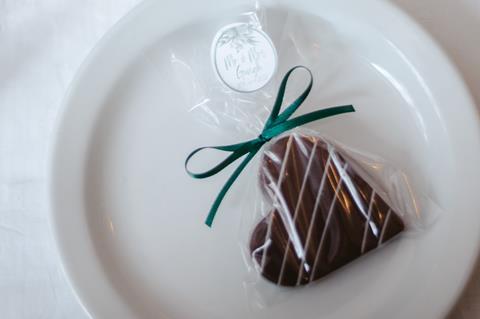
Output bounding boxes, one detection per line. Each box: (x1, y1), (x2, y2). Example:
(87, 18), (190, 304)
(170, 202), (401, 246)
(250, 134), (404, 286)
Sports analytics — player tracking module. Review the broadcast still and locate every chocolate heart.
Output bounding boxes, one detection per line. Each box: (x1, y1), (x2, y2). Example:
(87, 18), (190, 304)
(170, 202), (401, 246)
(250, 134), (404, 286)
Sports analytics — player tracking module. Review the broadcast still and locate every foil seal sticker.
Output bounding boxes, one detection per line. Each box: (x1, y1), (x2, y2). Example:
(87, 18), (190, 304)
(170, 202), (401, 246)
(212, 23), (277, 92)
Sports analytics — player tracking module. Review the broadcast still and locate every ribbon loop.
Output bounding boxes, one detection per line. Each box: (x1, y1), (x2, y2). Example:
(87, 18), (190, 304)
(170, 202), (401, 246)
(185, 145), (249, 179)
(185, 66), (355, 227)
(265, 66), (313, 127)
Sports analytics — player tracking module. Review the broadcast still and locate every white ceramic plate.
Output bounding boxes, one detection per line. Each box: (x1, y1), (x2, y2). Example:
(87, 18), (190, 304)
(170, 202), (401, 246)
(49, 0), (480, 318)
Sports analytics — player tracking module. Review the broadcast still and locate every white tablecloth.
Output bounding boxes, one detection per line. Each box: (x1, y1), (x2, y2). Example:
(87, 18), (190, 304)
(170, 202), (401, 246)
(0, 0), (478, 318)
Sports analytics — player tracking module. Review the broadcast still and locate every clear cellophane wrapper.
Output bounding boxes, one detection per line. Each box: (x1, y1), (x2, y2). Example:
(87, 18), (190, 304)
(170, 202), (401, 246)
(170, 1), (440, 311)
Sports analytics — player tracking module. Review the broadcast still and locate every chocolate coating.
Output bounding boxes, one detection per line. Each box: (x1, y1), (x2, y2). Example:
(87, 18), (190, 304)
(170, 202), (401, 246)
(250, 134), (404, 286)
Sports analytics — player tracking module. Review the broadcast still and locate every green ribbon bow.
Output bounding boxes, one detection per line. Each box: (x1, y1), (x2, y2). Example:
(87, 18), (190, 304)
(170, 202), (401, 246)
(185, 66), (355, 227)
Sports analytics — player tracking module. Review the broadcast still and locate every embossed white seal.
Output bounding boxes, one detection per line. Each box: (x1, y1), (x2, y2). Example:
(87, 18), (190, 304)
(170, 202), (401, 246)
(212, 23), (277, 92)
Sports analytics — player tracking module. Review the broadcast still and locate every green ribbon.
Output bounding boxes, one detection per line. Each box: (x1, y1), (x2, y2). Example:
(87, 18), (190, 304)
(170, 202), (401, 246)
(185, 66), (355, 227)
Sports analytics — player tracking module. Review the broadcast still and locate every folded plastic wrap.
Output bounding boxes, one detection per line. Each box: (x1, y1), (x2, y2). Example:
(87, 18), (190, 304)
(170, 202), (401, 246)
(174, 1), (438, 310)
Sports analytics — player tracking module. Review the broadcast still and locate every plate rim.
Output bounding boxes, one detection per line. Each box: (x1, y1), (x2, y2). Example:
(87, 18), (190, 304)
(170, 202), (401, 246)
(47, 0), (480, 318)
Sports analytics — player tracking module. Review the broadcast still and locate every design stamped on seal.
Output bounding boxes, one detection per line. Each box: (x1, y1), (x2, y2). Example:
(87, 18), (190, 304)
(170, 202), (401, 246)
(212, 23), (277, 92)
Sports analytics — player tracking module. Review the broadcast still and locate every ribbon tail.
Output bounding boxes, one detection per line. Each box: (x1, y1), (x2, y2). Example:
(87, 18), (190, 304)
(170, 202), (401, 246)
(263, 105), (355, 139)
(205, 148), (260, 227)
